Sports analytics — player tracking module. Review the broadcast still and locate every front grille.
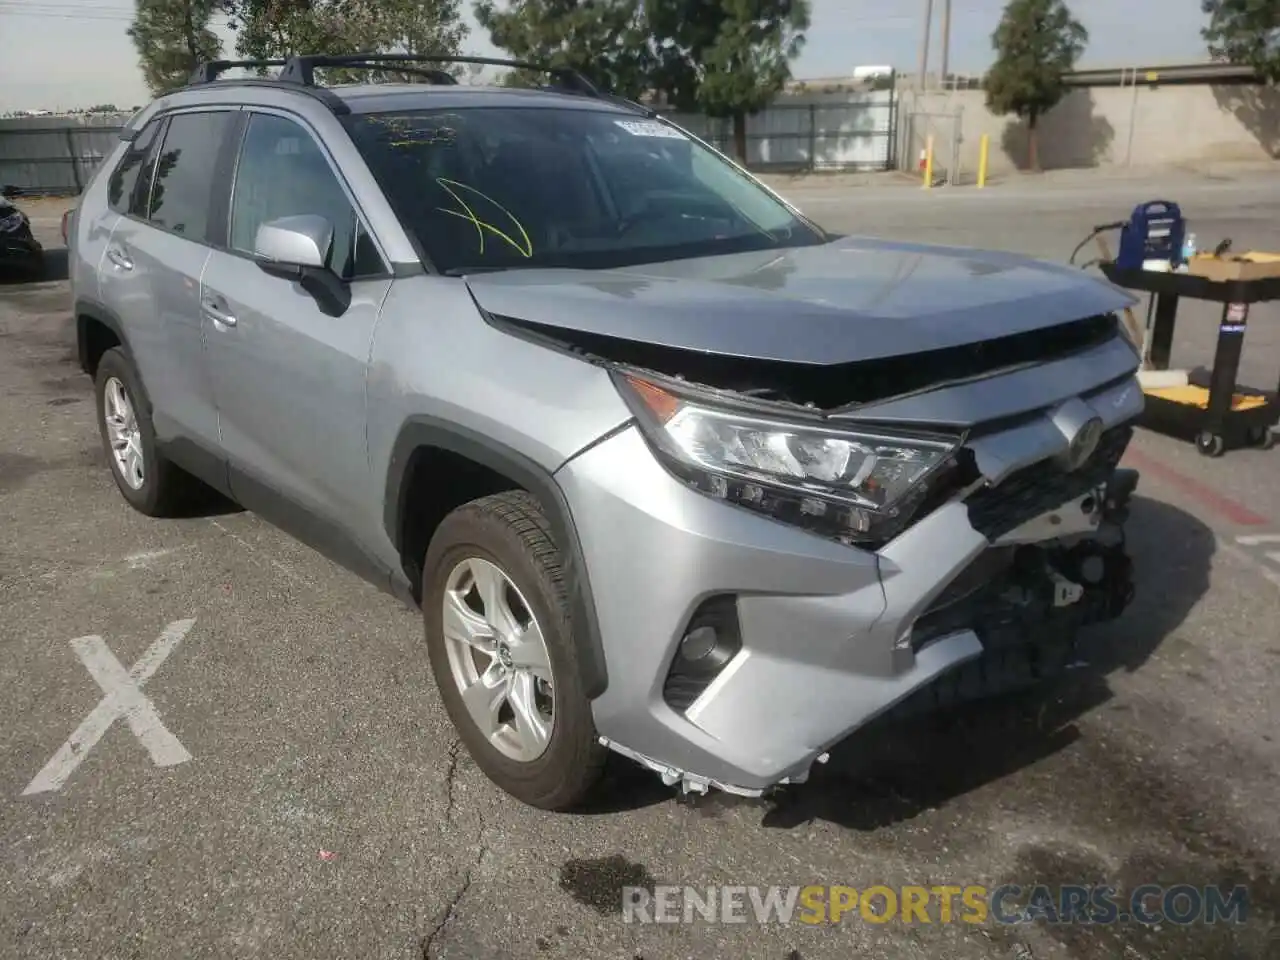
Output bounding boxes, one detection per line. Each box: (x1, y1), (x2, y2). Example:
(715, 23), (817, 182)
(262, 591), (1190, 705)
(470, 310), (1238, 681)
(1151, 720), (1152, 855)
(965, 424), (1133, 540)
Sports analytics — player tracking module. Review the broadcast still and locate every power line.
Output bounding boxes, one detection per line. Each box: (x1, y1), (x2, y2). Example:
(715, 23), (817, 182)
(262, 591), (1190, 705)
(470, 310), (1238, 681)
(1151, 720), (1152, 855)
(0, 5), (135, 21)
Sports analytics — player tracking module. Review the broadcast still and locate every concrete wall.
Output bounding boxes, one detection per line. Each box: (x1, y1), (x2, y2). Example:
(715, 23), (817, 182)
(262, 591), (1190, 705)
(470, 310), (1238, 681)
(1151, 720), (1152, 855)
(898, 82), (1280, 182)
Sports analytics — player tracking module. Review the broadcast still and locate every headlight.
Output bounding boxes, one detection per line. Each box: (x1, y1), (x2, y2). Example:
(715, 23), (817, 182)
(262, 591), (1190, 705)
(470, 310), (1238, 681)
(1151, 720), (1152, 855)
(615, 372), (964, 545)
(0, 212), (23, 233)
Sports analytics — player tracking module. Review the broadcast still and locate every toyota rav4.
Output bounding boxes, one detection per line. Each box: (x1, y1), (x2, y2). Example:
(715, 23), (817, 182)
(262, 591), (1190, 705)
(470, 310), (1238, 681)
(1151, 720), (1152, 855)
(67, 54), (1143, 810)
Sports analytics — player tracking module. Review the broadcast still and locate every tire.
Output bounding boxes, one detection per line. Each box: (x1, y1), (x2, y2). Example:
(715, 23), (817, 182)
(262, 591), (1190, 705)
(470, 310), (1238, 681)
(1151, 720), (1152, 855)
(93, 346), (203, 517)
(422, 491), (607, 811)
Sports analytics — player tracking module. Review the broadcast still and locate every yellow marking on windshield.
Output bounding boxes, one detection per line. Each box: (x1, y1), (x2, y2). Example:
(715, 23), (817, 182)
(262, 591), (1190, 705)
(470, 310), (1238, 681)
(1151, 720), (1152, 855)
(435, 178), (533, 258)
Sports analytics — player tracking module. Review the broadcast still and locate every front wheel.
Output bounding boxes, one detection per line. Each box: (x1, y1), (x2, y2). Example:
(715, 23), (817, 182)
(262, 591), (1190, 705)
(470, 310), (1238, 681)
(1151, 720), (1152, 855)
(422, 491), (607, 811)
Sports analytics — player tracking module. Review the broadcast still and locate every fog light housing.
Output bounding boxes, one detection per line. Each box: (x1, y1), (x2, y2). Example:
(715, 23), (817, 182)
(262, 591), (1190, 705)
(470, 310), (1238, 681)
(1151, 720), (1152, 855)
(663, 595), (743, 712)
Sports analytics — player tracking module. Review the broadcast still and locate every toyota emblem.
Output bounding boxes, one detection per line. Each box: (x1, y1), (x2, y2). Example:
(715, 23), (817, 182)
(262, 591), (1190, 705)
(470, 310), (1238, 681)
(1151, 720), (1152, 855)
(1065, 417), (1104, 470)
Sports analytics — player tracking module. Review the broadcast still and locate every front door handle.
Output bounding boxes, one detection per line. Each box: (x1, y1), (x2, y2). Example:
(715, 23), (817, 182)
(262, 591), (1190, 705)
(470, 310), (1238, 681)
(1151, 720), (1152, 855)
(201, 294), (237, 328)
(105, 245), (133, 271)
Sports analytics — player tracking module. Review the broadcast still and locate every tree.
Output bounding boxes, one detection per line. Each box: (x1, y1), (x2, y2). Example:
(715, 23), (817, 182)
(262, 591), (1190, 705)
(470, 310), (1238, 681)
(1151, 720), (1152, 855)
(1202, 0), (1280, 81)
(474, 0), (656, 100)
(647, 0), (810, 162)
(983, 0), (1087, 170)
(222, 0), (468, 82)
(128, 0), (223, 97)
(476, 0), (810, 162)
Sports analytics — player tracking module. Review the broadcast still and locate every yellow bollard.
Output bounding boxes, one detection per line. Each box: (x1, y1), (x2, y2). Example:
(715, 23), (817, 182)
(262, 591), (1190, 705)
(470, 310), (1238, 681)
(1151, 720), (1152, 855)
(977, 134), (989, 188)
(923, 135), (934, 189)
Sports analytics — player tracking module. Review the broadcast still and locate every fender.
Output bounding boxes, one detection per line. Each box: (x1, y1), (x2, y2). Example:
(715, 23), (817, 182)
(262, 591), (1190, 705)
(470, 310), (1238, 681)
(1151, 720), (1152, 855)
(384, 416), (609, 700)
(74, 296), (134, 380)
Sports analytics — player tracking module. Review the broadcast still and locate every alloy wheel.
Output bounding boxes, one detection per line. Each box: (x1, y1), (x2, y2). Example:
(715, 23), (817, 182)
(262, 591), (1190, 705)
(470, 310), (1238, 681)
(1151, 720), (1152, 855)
(441, 556), (556, 762)
(103, 376), (144, 490)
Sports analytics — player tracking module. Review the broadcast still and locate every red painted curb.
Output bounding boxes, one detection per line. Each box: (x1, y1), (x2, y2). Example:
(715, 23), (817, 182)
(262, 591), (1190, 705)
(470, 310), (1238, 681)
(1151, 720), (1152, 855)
(1122, 448), (1270, 527)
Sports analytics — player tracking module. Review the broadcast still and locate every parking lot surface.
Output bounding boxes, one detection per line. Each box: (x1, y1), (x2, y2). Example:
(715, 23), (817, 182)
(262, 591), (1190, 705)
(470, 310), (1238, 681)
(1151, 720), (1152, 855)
(3, 177), (1280, 960)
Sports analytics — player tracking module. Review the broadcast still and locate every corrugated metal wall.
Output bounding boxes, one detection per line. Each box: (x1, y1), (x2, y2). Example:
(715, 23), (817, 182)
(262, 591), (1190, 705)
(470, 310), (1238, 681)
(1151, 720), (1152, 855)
(661, 90), (897, 171)
(0, 114), (129, 195)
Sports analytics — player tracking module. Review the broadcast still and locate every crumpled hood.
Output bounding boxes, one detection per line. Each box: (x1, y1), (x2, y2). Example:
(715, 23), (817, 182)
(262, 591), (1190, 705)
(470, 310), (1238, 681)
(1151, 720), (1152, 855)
(463, 235), (1136, 365)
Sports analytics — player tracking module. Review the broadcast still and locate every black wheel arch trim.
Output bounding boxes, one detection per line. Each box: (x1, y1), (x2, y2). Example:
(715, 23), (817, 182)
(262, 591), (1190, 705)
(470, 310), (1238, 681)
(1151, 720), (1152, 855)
(384, 416), (609, 700)
(74, 297), (134, 379)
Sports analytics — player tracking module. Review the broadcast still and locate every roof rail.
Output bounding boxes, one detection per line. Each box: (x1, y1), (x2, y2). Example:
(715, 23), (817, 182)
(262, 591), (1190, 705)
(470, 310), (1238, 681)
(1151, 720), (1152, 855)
(278, 53), (600, 97)
(188, 58), (287, 85)
(309, 61), (460, 85)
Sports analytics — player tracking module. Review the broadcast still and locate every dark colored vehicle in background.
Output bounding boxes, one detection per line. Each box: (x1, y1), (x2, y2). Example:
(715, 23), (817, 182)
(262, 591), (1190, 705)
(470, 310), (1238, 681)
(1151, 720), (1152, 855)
(0, 186), (45, 278)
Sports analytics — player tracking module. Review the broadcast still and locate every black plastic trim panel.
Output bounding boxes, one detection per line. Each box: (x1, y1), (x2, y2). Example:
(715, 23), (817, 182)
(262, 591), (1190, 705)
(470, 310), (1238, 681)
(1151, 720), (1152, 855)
(383, 417), (609, 699)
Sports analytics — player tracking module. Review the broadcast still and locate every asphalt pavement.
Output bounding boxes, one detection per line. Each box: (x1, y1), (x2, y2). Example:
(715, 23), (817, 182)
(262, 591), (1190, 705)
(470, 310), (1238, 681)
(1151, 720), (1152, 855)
(2, 175), (1279, 960)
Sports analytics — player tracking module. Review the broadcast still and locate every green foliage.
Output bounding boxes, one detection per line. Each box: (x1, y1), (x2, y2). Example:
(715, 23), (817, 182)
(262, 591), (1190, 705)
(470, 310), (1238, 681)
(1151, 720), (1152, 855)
(1202, 0), (1280, 81)
(128, 0), (223, 97)
(473, 0), (656, 100)
(648, 0), (809, 117)
(983, 0), (1087, 125)
(476, 0), (809, 158)
(220, 0), (468, 82)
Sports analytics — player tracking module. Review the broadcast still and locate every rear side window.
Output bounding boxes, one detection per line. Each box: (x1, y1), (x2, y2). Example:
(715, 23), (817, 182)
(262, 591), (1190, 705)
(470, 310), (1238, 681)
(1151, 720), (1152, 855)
(145, 110), (236, 243)
(107, 119), (163, 215)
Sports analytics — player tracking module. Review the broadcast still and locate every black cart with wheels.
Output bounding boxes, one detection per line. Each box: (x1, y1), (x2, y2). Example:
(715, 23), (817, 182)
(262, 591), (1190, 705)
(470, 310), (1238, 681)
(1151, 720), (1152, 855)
(1098, 262), (1280, 457)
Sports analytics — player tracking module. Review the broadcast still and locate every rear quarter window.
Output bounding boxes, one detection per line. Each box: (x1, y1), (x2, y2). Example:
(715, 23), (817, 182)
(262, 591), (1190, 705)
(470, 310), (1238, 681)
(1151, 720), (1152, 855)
(107, 119), (163, 215)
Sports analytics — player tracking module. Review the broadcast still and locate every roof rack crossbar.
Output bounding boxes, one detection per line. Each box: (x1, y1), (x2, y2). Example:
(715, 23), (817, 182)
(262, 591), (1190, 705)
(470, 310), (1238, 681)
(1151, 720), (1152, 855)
(188, 58), (287, 85)
(323, 62), (460, 85)
(278, 53), (600, 96)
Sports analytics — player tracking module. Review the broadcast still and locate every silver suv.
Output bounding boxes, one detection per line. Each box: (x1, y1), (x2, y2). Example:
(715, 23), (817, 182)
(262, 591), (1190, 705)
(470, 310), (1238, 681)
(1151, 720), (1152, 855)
(68, 54), (1144, 810)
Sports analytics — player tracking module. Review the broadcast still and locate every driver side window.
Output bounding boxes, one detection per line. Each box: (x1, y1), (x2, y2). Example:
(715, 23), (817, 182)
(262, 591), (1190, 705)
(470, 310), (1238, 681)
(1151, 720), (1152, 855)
(230, 112), (383, 279)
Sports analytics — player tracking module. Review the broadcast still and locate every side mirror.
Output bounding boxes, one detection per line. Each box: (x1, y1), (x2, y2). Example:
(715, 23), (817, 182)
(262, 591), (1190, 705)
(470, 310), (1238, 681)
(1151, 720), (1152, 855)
(252, 214), (350, 317)
(253, 214), (332, 271)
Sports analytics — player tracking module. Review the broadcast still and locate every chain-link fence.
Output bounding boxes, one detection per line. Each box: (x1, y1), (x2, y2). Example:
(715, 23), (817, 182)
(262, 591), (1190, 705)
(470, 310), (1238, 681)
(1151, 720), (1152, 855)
(897, 103), (964, 185)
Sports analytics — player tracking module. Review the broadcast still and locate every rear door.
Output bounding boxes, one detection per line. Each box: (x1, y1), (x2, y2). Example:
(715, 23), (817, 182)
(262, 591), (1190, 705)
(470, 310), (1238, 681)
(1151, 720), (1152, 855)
(201, 108), (393, 556)
(91, 117), (164, 344)
(98, 108), (240, 458)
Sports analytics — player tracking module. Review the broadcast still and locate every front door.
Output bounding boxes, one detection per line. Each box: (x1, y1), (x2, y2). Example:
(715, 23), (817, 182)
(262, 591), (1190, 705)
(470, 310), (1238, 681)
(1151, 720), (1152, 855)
(201, 109), (392, 562)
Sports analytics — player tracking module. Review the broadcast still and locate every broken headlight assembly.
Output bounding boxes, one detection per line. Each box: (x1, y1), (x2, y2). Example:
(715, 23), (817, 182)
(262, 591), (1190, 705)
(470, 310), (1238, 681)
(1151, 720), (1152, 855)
(614, 371), (964, 546)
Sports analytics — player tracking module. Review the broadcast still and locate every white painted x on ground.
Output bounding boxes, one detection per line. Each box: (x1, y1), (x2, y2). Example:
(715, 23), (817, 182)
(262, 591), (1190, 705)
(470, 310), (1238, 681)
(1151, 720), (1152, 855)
(22, 618), (197, 796)
(1232, 534), (1280, 591)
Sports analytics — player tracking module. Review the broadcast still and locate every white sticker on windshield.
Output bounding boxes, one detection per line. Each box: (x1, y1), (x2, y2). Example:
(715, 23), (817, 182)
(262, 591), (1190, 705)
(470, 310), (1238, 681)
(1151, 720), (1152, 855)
(614, 119), (688, 140)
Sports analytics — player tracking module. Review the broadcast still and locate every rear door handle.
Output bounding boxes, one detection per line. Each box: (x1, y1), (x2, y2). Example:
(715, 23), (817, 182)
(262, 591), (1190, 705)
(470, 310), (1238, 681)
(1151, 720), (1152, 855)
(201, 293), (237, 328)
(105, 245), (133, 271)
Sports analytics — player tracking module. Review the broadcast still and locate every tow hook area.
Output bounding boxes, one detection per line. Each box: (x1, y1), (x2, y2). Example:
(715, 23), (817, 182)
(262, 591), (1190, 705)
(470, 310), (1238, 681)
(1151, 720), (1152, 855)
(596, 736), (820, 798)
(1047, 568), (1084, 607)
(1037, 469), (1140, 620)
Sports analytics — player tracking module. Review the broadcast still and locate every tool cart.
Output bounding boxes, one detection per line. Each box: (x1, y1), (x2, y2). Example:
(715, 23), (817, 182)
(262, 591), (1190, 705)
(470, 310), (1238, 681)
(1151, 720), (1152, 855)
(1098, 263), (1280, 456)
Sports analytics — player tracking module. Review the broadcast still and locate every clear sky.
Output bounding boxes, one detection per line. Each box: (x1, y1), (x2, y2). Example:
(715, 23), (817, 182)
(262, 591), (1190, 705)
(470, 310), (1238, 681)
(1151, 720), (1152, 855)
(0, 0), (1216, 112)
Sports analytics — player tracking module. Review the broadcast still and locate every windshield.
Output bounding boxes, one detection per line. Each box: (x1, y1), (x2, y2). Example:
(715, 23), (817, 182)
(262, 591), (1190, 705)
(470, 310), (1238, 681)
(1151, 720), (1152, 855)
(343, 105), (827, 274)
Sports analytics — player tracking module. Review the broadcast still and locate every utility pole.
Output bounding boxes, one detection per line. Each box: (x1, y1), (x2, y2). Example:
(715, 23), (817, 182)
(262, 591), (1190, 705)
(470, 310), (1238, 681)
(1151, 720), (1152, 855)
(918, 0), (934, 91)
(940, 0), (952, 89)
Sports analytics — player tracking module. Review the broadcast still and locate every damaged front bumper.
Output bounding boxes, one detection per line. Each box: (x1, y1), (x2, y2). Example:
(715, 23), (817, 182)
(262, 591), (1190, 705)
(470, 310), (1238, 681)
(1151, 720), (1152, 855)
(557, 382), (1144, 798)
